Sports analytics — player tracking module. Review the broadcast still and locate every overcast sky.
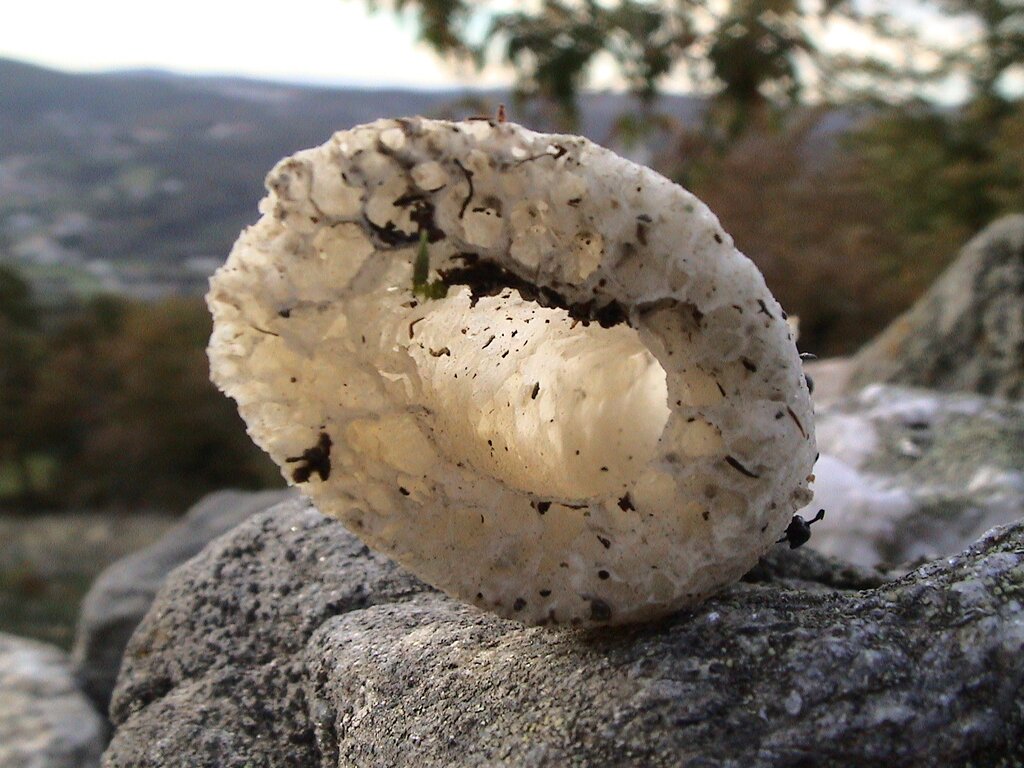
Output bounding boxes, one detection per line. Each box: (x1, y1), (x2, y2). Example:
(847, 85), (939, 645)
(0, 0), (509, 89)
(0, 0), (998, 102)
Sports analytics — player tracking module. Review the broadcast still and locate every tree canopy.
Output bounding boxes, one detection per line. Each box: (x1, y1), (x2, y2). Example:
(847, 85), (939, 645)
(368, 0), (1024, 127)
(0, 293), (280, 512)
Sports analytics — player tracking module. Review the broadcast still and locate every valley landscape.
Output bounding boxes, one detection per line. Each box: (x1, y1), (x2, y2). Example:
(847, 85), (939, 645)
(0, 58), (703, 305)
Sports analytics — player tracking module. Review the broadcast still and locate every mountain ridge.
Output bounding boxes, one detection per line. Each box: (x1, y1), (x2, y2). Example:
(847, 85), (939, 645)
(0, 57), (702, 300)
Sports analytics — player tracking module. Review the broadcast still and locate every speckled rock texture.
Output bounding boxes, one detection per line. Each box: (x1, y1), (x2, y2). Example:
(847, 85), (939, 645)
(104, 497), (428, 767)
(846, 215), (1024, 398)
(73, 489), (293, 713)
(0, 632), (106, 768)
(103, 497), (1024, 768)
(804, 384), (1024, 567)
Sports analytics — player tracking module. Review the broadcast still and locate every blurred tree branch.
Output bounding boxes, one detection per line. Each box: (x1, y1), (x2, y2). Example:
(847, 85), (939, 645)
(360, 0), (1023, 133)
(353, 0), (1023, 359)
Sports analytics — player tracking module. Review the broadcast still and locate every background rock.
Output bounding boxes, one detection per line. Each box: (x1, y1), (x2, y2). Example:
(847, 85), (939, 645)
(104, 498), (1023, 767)
(73, 488), (293, 712)
(0, 632), (106, 768)
(803, 384), (1024, 567)
(845, 215), (1024, 398)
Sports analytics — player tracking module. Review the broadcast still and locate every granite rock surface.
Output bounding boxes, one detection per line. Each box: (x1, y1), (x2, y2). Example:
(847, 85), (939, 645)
(73, 488), (293, 711)
(103, 497), (1024, 767)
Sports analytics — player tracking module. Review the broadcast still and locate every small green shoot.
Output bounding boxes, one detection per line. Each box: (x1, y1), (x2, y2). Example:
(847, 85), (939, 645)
(412, 230), (448, 300)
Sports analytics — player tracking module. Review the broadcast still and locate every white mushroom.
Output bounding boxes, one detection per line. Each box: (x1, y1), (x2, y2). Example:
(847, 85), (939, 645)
(208, 117), (816, 626)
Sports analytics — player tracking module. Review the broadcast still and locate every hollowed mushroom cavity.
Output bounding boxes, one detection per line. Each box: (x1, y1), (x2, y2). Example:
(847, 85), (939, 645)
(208, 117), (817, 626)
(410, 290), (670, 500)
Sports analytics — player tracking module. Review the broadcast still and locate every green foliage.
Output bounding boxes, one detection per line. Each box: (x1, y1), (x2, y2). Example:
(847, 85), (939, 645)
(813, 1), (1023, 111)
(704, 1), (815, 136)
(0, 266), (39, 330)
(367, 1), (820, 127)
(371, 0), (474, 55)
(492, 1), (609, 126)
(0, 272), (46, 503)
(649, 91), (1024, 355)
(655, 110), (909, 355)
(847, 99), (1024, 299)
(412, 231), (449, 300)
(488, 0), (699, 126)
(364, 1), (1022, 139)
(990, 103), (1024, 211)
(933, 0), (1024, 104)
(0, 282), (281, 512)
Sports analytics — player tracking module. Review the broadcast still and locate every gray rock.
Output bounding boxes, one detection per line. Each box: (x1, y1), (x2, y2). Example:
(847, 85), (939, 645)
(846, 215), (1024, 398)
(0, 632), (106, 768)
(104, 497), (428, 767)
(803, 383), (1024, 567)
(104, 497), (1023, 767)
(73, 488), (294, 712)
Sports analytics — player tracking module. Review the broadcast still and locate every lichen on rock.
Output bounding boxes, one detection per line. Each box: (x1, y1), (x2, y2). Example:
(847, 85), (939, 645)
(207, 117), (816, 626)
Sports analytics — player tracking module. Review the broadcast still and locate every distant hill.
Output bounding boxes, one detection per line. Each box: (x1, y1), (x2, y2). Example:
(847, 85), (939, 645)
(0, 58), (702, 300)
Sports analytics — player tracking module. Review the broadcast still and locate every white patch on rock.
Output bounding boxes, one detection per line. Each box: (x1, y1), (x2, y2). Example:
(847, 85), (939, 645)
(804, 383), (1024, 567)
(801, 454), (915, 567)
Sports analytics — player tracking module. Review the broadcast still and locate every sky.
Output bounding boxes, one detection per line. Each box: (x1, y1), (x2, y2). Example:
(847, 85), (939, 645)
(0, 0), (510, 89)
(0, 0), (1001, 102)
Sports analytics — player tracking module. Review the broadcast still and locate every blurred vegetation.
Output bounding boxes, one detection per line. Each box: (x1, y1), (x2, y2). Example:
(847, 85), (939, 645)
(0, 267), (280, 512)
(373, 0), (1024, 353)
(0, 565), (93, 648)
(0, 511), (176, 646)
(385, 1), (1023, 120)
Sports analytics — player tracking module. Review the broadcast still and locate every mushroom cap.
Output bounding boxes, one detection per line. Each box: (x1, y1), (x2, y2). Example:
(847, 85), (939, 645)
(208, 117), (816, 627)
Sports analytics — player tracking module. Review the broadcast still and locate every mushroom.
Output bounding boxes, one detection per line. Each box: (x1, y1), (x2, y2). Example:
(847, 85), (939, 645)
(207, 117), (816, 626)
